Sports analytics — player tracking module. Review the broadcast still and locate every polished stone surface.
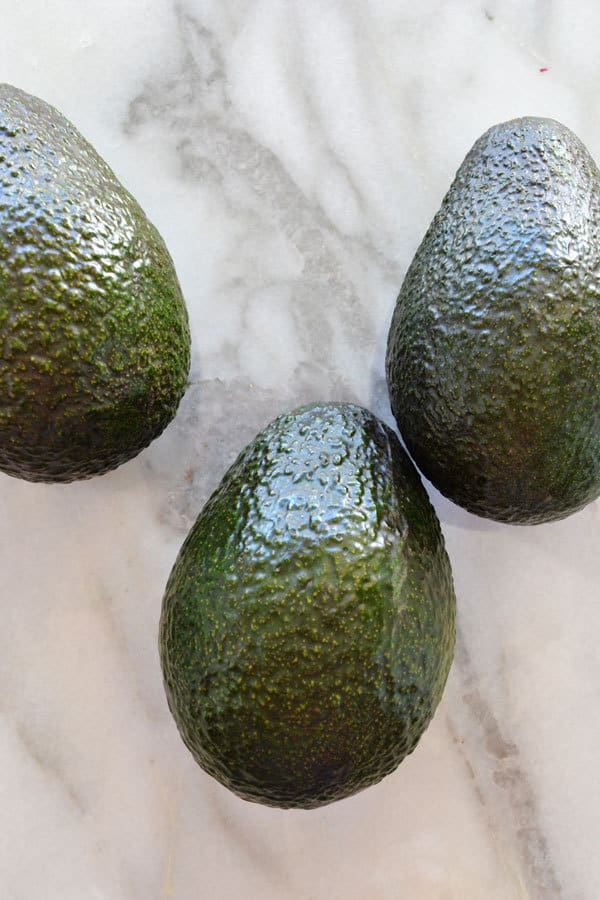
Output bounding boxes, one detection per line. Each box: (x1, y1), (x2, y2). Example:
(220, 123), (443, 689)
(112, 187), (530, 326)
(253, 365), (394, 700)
(1, 2), (599, 898)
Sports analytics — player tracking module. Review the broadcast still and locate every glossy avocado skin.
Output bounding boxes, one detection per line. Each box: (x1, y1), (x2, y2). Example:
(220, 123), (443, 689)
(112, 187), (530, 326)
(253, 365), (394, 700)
(386, 117), (600, 524)
(0, 84), (190, 482)
(159, 402), (455, 809)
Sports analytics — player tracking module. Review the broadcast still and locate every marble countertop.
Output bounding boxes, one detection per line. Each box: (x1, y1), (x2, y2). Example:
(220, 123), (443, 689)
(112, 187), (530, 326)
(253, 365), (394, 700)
(1, 2), (599, 898)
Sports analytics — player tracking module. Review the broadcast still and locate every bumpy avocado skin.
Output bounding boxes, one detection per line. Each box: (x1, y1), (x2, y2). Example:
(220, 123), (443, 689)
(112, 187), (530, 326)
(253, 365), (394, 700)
(159, 402), (456, 809)
(0, 84), (190, 482)
(386, 117), (600, 524)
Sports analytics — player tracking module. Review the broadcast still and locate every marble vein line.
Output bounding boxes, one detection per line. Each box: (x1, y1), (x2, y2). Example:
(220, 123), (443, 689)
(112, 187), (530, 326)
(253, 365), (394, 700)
(125, 3), (403, 285)
(449, 628), (563, 900)
(14, 718), (86, 814)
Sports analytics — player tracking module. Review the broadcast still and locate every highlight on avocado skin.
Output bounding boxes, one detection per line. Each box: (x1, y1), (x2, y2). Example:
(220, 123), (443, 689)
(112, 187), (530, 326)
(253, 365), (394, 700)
(386, 116), (600, 524)
(159, 401), (456, 809)
(0, 84), (190, 483)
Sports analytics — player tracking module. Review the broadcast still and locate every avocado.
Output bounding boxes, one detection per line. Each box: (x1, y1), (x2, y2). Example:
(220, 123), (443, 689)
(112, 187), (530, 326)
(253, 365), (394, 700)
(159, 401), (456, 809)
(0, 84), (190, 482)
(386, 117), (600, 524)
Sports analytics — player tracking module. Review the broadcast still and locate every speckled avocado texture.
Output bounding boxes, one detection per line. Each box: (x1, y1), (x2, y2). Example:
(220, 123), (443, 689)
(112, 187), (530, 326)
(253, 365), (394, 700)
(159, 402), (456, 809)
(0, 84), (190, 482)
(386, 117), (600, 524)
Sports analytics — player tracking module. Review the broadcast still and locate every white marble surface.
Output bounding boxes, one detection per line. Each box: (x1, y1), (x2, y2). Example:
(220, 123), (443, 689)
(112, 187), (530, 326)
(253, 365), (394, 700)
(1, 2), (599, 898)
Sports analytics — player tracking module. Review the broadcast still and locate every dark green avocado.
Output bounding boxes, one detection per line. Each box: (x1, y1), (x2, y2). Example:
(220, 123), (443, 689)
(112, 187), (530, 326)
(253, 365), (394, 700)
(386, 117), (600, 524)
(159, 401), (456, 809)
(0, 84), (190, 482)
